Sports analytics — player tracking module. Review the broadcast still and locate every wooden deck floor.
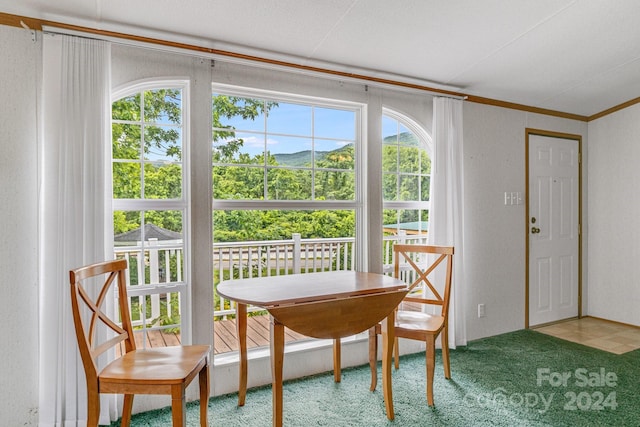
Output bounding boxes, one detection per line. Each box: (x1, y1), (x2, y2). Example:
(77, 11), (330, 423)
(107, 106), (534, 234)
(131, 301), (423, 355)
(132, 314), (309, 355)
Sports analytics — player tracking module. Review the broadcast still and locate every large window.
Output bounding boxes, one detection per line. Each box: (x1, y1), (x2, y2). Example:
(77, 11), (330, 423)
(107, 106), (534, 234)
(211, 85), (362, 345)
(211, 86), (361, 246)
(109, 78), (432, 355)
(111, 80), (190, 346)
(382, 109), (431, 250)
(212, 88), (357, 203)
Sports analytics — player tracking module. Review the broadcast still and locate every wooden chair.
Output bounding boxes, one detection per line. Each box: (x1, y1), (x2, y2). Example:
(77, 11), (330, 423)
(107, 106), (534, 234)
(369, 244), (454, 406)
(69, 259), (211, 426)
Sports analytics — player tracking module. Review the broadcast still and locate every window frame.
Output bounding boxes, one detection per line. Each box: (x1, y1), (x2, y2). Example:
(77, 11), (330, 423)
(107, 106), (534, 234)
(211, 83), (366, 269)
(382, 107), (432, 234)
(111, 78), (193, 344)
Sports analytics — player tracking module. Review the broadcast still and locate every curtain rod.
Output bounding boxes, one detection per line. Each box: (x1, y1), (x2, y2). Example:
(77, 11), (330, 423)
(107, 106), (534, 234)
(38, 22), (468, 100)
(4, 12), (588, 119)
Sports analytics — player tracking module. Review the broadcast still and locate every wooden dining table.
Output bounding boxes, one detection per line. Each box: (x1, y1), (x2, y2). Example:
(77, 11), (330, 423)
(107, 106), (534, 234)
(216, 270), (408, 427)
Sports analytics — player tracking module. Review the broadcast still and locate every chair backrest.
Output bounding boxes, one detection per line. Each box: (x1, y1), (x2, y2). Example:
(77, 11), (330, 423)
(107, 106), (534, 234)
(393, 244), (454, 317)
(69, 259), (134, 381)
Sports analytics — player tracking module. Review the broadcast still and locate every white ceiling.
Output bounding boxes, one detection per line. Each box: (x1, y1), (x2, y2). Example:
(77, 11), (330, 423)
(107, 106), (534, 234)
(4, 0), (640, 117)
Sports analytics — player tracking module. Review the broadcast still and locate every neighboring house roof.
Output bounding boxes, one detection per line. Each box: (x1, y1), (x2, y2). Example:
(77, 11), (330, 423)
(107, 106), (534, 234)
(383, 221), (428, 235)
(114, 223), (182, 242)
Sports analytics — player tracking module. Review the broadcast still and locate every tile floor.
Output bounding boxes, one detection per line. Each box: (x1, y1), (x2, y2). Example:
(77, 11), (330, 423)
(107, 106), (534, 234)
(534, 316), (640, 355)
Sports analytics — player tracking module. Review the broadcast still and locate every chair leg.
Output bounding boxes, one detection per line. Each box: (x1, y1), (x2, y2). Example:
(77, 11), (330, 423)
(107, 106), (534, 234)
(368, 326), (378, 391)
(120, 394), (134, 427)
(171, 385), (186, 427)
(199, 363), (210, 427)
(441, 327), (451, 379)
(425, 335), (436, 407)
(393, 336), (400, 369)
(86, 392), (101, 427)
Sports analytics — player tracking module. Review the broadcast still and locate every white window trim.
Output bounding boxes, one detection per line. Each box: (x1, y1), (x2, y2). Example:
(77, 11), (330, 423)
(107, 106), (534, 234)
(382, 107), (432, 230)
(383, 107), (433, 154)
(211, 83), (367, 270)
(111, 78), (193, 343)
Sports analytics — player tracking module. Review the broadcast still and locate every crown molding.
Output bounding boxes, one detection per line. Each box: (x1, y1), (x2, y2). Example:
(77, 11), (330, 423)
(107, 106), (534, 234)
(6, 10), (636, 122)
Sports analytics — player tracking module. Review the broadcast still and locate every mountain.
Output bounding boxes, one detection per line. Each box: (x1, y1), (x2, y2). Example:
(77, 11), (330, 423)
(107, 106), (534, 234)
(272, 150), (322, 167)
(384, 131), (419, 145)
(272, 143), (352, 167)
(273, 132), (416, 167)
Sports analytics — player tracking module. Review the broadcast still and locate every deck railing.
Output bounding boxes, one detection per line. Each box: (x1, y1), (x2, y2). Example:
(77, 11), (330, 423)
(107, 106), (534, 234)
(114, 232), (428, 331)
(114, 240), (185, 331)
(213, 233), (358, 317)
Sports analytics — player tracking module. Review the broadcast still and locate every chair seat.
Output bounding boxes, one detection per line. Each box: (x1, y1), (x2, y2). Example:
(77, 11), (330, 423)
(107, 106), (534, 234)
(101, 345), (210, 385)
(396, 310), (445, 336)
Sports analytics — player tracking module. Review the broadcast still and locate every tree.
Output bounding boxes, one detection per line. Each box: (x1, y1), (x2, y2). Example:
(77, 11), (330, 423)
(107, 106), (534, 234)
(112, 89), (182, 161)
(113, 91), (428, 243)
(315, 144), (355, 200)
(212, 95), (278, 162)
(112, 92), (277, 233)
(112, 89), (184, 234)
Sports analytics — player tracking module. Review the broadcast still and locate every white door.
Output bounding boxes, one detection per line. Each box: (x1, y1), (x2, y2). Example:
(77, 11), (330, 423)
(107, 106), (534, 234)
(528, 133), (580, 326)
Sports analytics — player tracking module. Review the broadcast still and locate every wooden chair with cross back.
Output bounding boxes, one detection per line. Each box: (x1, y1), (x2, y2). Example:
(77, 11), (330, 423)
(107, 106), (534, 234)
(69, 258), (211, 426)
(368, 244), (454, 406)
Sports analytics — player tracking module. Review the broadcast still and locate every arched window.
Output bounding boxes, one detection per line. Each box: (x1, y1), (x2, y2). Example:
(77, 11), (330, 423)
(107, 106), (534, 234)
(382, 109), (431, 251)
(111, 79), (191, 344)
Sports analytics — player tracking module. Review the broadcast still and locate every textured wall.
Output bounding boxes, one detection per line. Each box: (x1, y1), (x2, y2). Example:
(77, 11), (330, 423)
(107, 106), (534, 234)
(463, 102), (588, 341)
(588, 104), (640, 326)
(0, 25), (40, 426)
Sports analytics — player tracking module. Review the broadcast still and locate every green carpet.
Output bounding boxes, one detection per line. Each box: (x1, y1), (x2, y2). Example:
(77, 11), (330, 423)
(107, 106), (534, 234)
(116, 330), (640, 426)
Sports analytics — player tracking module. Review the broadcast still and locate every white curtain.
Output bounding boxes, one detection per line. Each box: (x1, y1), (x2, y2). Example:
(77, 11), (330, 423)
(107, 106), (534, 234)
(427, 96), (466, 347)
(39, 34), (114, 426)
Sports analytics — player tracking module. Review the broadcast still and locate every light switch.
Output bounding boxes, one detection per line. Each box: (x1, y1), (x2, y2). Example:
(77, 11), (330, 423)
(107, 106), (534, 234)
(515, 192), (523, 205)
(478, 304), (486, 318)
(505, 191), (523, 206)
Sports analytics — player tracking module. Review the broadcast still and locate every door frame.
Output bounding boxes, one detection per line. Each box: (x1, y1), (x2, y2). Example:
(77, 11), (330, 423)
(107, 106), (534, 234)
(525, 128), (583, 328)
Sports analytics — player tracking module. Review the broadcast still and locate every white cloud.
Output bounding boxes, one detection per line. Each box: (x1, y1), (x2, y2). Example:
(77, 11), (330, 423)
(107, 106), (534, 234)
(240, 136), (266, 148)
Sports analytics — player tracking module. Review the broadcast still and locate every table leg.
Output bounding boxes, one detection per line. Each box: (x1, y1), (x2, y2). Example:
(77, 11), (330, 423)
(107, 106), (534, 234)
(333, 338), (341, 382)
(270, 315), (285, 427)
(236, 303), (248, 406)
(382, 310), (396, 420)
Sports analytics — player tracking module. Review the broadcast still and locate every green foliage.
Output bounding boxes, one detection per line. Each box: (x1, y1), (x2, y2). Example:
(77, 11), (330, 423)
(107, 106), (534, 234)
(213, 209), (355, 242)
(113, 91), (428, 244)
(382, 133), (431, 203)
(112, 161), (141, 199)
(112, 89), (186, 236)
(272, 143), (353, 167)
(212, 95), (278, 161)
(150, 296), (181, 334)
(113, 211), (140, 235)
(112, 89), (182, 161)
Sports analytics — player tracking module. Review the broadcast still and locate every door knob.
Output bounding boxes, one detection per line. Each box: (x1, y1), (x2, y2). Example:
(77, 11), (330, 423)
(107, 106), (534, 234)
(531, 227), (540, 234)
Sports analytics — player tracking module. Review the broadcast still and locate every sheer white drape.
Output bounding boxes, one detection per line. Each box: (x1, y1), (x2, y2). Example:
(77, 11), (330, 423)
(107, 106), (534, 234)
(427, 97), (466, 347)
(39, 34), (113, 426)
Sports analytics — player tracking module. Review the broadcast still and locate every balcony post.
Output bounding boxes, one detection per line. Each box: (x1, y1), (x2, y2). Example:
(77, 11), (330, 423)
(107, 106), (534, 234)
(149, 238), (161, 320)
(292, 233), (301, 274)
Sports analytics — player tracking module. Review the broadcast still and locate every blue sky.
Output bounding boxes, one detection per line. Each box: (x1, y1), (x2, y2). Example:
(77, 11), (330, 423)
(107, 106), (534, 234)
(382, 115), (411, 141)
(216, 100), (356, 157)
(139, 94), (414, 161)
(211, 96), (416, 158)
